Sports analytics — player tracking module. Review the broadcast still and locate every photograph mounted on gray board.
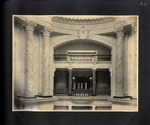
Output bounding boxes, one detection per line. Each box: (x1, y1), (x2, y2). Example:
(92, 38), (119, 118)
(12, 15), (138, 112)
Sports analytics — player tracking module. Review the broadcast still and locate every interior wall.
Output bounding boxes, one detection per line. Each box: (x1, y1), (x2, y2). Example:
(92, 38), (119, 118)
(54, 41), (111, 55)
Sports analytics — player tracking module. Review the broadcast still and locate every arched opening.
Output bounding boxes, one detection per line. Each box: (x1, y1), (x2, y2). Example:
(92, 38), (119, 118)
(54, 40), (111, 62)
(53, 39), (112, 96)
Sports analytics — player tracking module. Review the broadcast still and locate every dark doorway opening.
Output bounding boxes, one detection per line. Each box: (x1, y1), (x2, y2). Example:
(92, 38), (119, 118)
(96, 69), (111, 96)
(54, 68), (68, 96)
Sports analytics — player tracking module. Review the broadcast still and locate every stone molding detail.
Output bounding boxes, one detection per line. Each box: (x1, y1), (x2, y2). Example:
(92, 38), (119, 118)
(24, 20), (37, 97)
(77, 26), (90, 39)
(41, 26), (51, 96)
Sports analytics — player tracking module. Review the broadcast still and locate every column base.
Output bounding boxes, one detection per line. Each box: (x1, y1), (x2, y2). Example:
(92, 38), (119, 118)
(113, 96), (132, 99)
(19, 95), (36, 99)
(37, 93), (42, 96)
(68, 94), (72, 96)
(35, 95), (52, 98)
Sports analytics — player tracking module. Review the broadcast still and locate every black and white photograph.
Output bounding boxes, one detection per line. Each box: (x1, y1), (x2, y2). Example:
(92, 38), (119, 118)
(12, 15), (138, 111)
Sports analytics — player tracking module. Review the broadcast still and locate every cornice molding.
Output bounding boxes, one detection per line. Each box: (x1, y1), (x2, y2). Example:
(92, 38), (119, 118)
(52, 17), (115, 25)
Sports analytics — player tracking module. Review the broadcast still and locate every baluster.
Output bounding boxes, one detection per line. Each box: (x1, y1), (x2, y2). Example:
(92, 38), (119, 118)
(81, 83), (83, 89)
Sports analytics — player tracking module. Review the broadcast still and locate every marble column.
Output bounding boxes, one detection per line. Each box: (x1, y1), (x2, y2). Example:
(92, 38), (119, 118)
(41, 26), (51, 96)
(92, 69), (96, 96)
(68, 68), (72, 96)
(115, 26), (125, 97)
(24, 20), (37, 97)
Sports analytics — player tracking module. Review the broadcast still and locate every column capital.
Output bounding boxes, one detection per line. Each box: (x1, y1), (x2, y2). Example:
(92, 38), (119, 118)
(92, 68), (97, 71)
(114, 25), (126, 37)
(68, 68), (72, 71)
(23, 20), (37, 31)
(41, 26), (52, 37)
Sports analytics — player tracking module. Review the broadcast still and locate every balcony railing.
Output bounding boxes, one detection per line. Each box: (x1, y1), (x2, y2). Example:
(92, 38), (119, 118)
(54, 88), (110, 96)
(54, 54), (111, 62)
(72, 89), (92, 96)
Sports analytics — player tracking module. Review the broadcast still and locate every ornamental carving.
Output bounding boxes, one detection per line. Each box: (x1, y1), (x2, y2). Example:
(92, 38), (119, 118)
(23, 20), (37, 31)
(77, 26), (90, 39)
(114, 25), (126, 37)
(42, 25), (52, 37)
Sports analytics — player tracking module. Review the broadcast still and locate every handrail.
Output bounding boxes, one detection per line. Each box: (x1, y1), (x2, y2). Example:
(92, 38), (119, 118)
(54, 54), (111, 61)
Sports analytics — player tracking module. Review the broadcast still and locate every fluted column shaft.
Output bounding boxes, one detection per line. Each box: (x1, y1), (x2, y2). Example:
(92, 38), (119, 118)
(115, 26), (125, 97)
(42, 27), (51, 96)
(24, 21), (36, 97)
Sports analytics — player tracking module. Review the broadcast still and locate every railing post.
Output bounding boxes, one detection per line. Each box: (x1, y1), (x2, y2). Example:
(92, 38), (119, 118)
(92, 68), (97, 96)
(68, 68), (72, 96)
